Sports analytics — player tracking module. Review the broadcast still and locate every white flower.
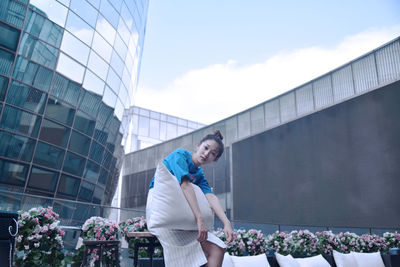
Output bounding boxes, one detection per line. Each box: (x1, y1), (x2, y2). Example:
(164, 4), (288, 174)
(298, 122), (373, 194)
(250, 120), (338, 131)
(34, 243), (40, 248)
(24, 245), (29, 250)
(16, 235), (23, 243)
(50, 221), (59, 230)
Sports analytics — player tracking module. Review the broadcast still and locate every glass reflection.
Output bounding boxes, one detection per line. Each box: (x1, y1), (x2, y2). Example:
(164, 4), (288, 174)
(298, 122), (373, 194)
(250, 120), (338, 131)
(13, 56), (53, 92)
(69, 0), (98, 27)
(0, 130), (35, 162)
(57, 174), (80, 198)
(45, 97), (75, 126)
(73, 110), (95, 137)
(89, 141), (104, 164)
(39, 119), (70, 147)
(33, 141), (65, 169)
(99, 0), (119, 29)
(28, 166), (59, 192)
(56, 53), (85, 83)
(0, 105), (42, 138)
(60, 31), (90, 65)
(83, 70), (105, 96)
(65, 10), (94, 46)
(0, 76), (8, 101)
(6, 80), (47, 114)
(78, 181), (95, 202)
(0, 0), (26, 28)
(30, 0), (68, 27)
(24, 9), (63, 48)
(88, 50), (109, 78)
(110, 47), (125, 77)
(0, 21), (20, 52)
(96, 16), (116, 46)
(102, 86), (117, 107)
(91, 32), (112, 63)
(18, 33), (58, 69)
(0, 158), (28, 186)
(106, 68), (121, 95)
(0, 48), (15, 76)
(51, 73), (81, 105)
(63, 151), (86, 176)
(84, 160), (100, 182)
(69, 130), (90, 156)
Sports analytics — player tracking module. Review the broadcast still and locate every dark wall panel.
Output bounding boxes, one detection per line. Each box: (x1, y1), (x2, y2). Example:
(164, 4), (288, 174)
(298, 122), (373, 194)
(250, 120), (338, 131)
(232, 80), (400, 228)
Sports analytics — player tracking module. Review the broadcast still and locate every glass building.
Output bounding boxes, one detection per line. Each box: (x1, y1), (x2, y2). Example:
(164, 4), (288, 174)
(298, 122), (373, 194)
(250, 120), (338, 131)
(123, 106), (205, 153)
(0, 0), (149, 209)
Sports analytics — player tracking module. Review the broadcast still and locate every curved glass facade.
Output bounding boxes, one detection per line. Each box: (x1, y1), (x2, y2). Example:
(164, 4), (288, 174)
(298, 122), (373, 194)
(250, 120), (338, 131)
(0, 0), (149, 206)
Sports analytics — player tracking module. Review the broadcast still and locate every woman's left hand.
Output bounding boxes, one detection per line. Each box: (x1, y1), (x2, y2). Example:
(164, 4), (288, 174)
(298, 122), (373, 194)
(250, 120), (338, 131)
(223, 221), (234, 244)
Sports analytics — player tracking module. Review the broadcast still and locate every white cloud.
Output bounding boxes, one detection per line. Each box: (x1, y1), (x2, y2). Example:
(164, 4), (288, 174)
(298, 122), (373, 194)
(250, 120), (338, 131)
(135, 26), (400, 124)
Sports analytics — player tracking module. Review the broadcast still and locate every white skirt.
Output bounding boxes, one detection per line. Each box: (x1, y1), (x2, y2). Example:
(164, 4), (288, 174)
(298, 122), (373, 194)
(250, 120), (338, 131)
(146, 189), (226, 267)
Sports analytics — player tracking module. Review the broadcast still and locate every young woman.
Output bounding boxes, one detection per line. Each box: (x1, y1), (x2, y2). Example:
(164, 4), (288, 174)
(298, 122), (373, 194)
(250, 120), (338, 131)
(147, 130), (233, 267)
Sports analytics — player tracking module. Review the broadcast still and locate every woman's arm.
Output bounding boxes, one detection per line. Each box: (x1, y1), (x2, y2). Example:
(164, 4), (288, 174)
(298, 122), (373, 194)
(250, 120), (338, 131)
(180, 177), (208, 242)
(205, 193), (234, 243)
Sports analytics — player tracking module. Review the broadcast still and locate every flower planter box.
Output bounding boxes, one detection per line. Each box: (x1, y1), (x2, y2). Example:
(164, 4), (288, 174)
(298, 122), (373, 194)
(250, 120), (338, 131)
(137, 257), (164, 267)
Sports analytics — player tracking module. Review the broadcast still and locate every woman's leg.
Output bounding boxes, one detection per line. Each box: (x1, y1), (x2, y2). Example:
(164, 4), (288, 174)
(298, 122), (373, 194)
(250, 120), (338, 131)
(201, 241), (225, 267)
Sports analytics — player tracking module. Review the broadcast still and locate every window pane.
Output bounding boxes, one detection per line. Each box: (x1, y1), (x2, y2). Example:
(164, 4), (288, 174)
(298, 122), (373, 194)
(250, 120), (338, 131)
(45, 98), (75, 126)
(88, 50), (109, 79)
(57, 174), (80, 197)
(69, 130), (90, 156)
(91, 32), (112, 62)
(96, 16), (116, 45)
(51, 73), (81, 105)
(92, 186), (104, 204)
(28, 166), (59, 192)
(84, 160), (100, 182)
(0, 0), (26, 28)
(89, 140), (104, 164)
(0, 21), (20, 51)
(18, 33), (58, 69)
(65, 10), (94, 46)
(6, 80), (47, 114)
(99, 0), (119, 29)
(0, 158), (28, 186)
(83, 69), (105, 96)
(97, 103), (112, 126)
(60, 30), (90, 65)
(33, 141), (65, 169)
(30, 0), (68, 27)
(102, 151), (112, 170)
(24, 9), (63, 48)
(39, 119), (70, 147)
(13, 56), (53, 92)
(0, 105), (42, 137)
(79, 90), (100, 118)
(149, 119), (159, 139)
(63, 151), (85, 176)
(56, 52), (84, 83)
(69, 0), (98, 27)
(74, 110), (95, 136)
(0, 48), (15, 76)
(0, 130), (35, 162)
(78, 181), (95, 202)
(0, 75), (9, 101)
(98, 167), (108, 185)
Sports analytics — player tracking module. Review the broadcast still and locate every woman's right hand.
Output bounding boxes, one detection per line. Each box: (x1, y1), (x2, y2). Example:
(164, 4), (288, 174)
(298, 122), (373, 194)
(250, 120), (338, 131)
(196, 217), (208, 243)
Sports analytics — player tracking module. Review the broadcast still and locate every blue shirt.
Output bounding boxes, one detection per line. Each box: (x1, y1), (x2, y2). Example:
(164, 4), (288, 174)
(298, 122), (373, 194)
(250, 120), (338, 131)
(148, 148), (213, 194)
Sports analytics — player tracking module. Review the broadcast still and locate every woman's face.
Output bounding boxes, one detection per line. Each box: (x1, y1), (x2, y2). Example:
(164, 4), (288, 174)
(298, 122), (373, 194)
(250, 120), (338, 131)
(192, 139), (220, 166)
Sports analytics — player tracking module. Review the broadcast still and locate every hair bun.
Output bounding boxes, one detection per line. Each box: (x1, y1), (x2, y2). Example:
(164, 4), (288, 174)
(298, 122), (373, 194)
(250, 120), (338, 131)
(213, 130), (223, 140)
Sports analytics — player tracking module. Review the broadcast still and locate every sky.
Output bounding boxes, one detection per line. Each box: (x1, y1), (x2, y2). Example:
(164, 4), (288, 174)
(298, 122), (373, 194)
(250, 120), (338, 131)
(134, 0), (400, 125)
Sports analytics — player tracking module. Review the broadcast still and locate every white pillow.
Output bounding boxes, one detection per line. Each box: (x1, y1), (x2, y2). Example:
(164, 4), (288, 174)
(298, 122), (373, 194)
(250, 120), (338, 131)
(275, 253), (300, 267)
(294, 254), (330, 267)
(351, 251), (385, 267)
(230, 254), (271, 267)
(332, 250), (357, 267)
(222, 253), (234, 267)
(146, 163), (214, 230)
